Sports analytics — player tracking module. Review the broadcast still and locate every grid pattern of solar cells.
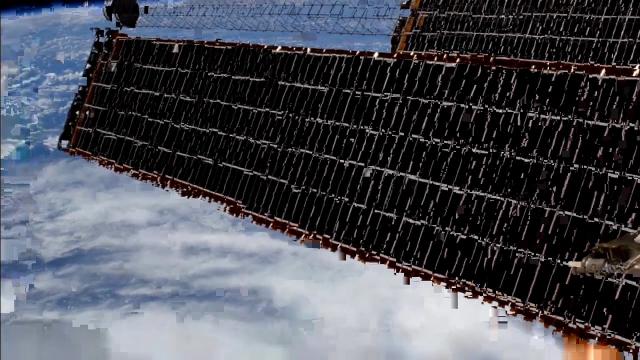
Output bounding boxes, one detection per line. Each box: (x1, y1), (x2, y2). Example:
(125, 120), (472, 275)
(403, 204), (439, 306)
(136, 2), (402, 35)
(61, 34), (640, 348)
(401, 0), (640, 65)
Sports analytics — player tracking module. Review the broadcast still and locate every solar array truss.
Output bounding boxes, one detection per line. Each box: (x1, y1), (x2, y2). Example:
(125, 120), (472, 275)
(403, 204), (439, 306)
(395, 0), (640, 65)
(59, 30), (640, 351)
(135, 1), (403, 36)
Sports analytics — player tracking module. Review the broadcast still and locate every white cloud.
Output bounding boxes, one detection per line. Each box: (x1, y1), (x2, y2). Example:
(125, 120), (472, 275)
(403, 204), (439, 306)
(1, 279), (16, 314)
(9, 159), (565, 360)
(42, 136), (58, 151)
(1, 139), (26, 159)
(1, 61), (19, 96)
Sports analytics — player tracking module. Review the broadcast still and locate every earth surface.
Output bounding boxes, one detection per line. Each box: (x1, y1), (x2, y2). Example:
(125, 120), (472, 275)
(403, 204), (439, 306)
(1, 3), (568, 360)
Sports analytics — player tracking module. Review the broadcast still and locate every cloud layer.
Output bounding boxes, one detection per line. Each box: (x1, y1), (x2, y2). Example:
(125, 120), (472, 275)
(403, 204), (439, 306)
(7, 159), (564, 359)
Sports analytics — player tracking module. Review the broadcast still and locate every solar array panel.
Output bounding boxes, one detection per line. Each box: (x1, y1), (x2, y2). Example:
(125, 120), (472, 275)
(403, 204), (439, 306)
(398, 0), (640, 65)
(60, 31), (640, 350)
(135, 2), (403, 36)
